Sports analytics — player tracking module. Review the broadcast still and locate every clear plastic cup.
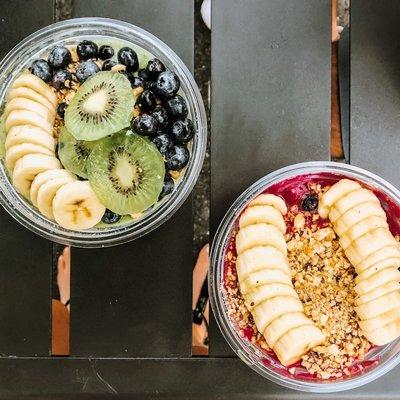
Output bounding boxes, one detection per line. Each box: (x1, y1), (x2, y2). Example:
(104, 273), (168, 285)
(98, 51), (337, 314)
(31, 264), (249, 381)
(210, 161), (400, 393)
(0, 18), (207, 247)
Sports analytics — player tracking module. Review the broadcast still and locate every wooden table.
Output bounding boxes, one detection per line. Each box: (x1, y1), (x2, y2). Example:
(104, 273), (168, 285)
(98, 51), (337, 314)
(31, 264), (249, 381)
(1, 0), (400, 398)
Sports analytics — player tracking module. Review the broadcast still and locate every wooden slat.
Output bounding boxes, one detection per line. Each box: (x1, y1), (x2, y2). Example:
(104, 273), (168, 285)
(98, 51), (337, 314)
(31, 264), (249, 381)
(69, 0), (194, 357)
(210, 0), (331, 356)
(350, 0), (400, 187)
(0, 0), (54, 357)
(0, 356), (399, 398)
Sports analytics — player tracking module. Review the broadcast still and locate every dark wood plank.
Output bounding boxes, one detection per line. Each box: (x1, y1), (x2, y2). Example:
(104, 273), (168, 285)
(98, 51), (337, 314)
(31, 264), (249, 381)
(0, 0), (54, 357)
(210, 0), (331, 355)
(350, 0), (400, 187)
(0, 357), (399, 399)
(70, 0), (194, 357)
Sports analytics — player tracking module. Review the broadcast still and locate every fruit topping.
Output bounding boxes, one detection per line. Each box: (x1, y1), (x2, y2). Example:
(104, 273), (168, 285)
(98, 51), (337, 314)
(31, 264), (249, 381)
(170, 118), (194, 144)
(102, 59), (117, 71)
(30, 59), (53, 83)
(52, 69), (72, 90)
(76, 60), (100, 83)
(152, 132), (173, 155)
(117, 47), (139, 72)
(159, 172), (175, 199)
(58, 127), (98, 179)
(57, 102), (67, 118)
(155, 70), (180, 97)
(48, 45), (72, 69)
(165, 95), (188, 119)
(98, 45), (114, 60)
(151, 106), (169, 129)
(65, 71), (134, 141)
(165, 144), (190, 170)
(132, 114), (158, 136)
(130, 76), (145, 89)
(77, 40), (98, 60)
(135, 89), (156, 112)
(301, 194), (318, 211)
(86, 131), (165, 214)
(101, 209), (122, 224)
(146, 58), (166, 78)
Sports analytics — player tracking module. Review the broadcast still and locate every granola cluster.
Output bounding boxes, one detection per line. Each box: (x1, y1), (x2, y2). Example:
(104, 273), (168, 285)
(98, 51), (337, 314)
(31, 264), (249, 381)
(223, 183), (376, 380)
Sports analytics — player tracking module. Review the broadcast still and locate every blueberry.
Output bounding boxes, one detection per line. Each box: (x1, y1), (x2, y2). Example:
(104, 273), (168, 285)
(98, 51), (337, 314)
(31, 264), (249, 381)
(98, 45), (114, 60)
(51, 69), (72, 90)
(170, 118), (194, 144)
(130, 76), (145, 89)
(132, 114), (158, 136)
(156, 70), (180, 97)
(302, 194), (318, 211)
(165, 145), (190, 170)
(152, 132), (173, 155)
(76, 60), (100, 83)
(30, 59), (52, 83)
(77, 40), (98, 60)
(102, 59), (117, 71)
(102, 209), (121, 224)
(165, 95), (188, 119)
(159, 173), (175, 199)
(57, 102), (68, 118)
(48, 46), (71, 69)
(145, 81), (157, 91)
(151, 107), (169, 129)
(117, 47), (138, 72)
(135, 90), (156, 112)
(146, 58), (166, 78)
(138, 68), (151, 81)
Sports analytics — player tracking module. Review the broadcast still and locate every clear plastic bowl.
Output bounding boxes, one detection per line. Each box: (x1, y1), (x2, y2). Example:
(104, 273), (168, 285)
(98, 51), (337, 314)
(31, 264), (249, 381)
(0, 18), (207, 247)
(210, 161), (400, 393)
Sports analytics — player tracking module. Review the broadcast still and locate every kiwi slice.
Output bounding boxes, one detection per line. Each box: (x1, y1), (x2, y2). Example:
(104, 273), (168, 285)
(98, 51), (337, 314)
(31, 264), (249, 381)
(87, 131), (165, 214)
(58, 126), (98, 178)
(0, 116), (5, 159)
(65, 71), (134, 141)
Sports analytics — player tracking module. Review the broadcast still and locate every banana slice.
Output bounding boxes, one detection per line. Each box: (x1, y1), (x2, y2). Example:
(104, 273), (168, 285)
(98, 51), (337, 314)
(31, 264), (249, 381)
(333, 202), (386, 237)
(240, 269), (293, 295)
(355, 281), (400, 306)
(329, 188), (380, 223)
(252, 296), (303, 333)
(247, 194), (287, 215)
(5, 125), (55, 152)
(30, 169), (75, 206)
(357, 245), (400, 274)
(339, 216), (389, 250)
(318, 179), (361, 218)
(236, 223), (287, 255)
(4, 97), (55, 124)
(8, 86), (55, 112)
(12, 72), (57, 107)
(239, 205), (286, 233)
(345, 228), (398, 267)
(273, 325), (325, 367)
(263, 312), (313, 348)
(355, 257), (400, 282)
(359, 308), (400, 332)
(37, 173), (77, 219)
(236, 246), (291, 282)
(52, 180), (106, 230)
(12, 154), (61, 199)
(5, 143), (54, 170)
(355, 267), (400, 296)
(244, 283), (298, 310)
(5, 110), (53, 135)
(362, 318), (400, 346)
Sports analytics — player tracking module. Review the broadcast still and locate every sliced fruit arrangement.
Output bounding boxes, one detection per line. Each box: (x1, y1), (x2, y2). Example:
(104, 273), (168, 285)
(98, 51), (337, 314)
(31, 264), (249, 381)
(0, 38), (196, 231)
(235, 194), (325, 366)
(320, 179), (400, 345)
